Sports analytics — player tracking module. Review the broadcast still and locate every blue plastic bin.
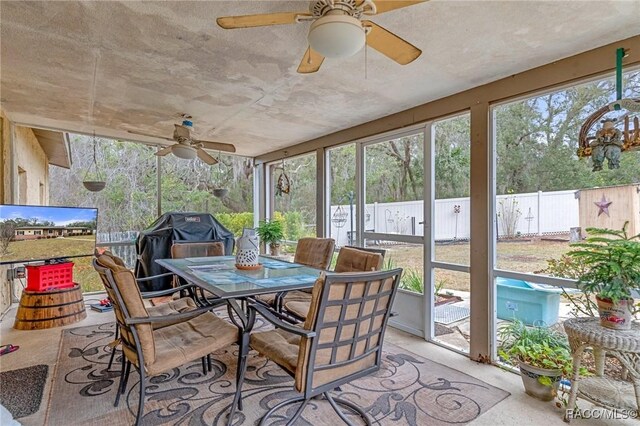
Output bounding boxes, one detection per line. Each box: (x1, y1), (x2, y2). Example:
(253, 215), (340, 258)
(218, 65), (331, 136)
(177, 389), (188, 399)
(496, 277), (561, 326)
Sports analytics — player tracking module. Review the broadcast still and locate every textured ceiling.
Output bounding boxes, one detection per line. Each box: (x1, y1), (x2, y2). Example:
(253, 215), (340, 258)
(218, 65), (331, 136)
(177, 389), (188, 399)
(1, 1), (639, 157)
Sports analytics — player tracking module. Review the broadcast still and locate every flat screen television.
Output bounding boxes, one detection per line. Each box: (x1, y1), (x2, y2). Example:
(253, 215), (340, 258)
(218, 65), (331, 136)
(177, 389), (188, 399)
(0, 204), (98, 265)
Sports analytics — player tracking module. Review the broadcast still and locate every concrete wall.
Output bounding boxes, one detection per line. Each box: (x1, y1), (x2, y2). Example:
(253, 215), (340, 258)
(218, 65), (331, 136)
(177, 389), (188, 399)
(0, 111), (51, 313)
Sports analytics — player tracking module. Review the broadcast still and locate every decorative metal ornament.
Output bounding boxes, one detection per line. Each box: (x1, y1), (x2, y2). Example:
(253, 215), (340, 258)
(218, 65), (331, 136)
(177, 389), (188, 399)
(331, 205), (348, 228)
(594, 194), (613, 217)
(577, 48), (640, 171)
(82, 132), (106, 192)
(275, 155), (291, 196)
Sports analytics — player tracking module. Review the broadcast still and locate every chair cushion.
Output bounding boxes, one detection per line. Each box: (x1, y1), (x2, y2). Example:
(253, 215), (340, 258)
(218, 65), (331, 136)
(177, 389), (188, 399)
(171, 242), (225, 258)
(256, 293), (276, 306)
(294, 238), (335, 270)
(284, 300), (311, 320)
(250, 328), (301, 376)
(148, 311), (238, 376)
(96, 254), (156, 366)
(148, 298), (197, 328)
(334, 247), (383, 272)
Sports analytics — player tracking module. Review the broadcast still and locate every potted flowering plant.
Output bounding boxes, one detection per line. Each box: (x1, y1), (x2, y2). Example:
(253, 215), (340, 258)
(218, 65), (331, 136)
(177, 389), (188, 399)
(498, 320), (577, 402)
(567, 222), (640, 330)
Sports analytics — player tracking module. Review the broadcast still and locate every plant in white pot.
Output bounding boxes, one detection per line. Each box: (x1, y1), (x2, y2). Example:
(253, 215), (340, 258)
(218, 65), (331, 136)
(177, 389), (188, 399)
(498, 320), (579, 402)
(567, 222), (640, 330)
(256, 219), (284, 256)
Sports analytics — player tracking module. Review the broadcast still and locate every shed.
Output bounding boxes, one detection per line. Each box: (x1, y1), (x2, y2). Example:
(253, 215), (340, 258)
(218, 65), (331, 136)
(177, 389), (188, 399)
(577, 184), (640, 237)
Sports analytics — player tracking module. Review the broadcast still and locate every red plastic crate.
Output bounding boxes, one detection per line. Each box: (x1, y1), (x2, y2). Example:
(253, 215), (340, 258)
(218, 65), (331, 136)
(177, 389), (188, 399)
(26, 262), (74, 292)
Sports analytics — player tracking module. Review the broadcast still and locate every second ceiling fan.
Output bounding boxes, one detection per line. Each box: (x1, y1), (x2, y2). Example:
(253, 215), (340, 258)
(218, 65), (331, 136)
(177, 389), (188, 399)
(127, 116), (236, 165)
(217, 0), (425, 73)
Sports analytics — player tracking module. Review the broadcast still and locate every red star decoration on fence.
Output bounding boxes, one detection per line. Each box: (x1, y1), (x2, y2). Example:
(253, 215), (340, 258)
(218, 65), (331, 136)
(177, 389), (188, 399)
(594, 194), (612, 217)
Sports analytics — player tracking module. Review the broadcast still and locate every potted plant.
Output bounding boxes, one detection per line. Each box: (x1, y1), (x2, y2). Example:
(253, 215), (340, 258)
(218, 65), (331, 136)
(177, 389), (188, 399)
(499, 320), (577, 402)
(567, 222), (640, 330)
(256, 219), (284, 256)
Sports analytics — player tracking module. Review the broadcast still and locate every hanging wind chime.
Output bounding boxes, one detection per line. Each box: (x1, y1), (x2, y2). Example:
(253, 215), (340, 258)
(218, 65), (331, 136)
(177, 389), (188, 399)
(577, 47), (640, 171)
(82, 132), (106, 192)
(275, 152), (291, 196)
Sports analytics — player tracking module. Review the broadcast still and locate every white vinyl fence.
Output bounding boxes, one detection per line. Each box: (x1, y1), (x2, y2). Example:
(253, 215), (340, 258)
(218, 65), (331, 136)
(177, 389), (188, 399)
(329, 189), (579, 246)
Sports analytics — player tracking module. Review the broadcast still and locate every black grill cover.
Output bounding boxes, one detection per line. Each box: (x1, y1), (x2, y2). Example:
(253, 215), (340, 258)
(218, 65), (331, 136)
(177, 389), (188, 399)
(134, 212), (235, 291)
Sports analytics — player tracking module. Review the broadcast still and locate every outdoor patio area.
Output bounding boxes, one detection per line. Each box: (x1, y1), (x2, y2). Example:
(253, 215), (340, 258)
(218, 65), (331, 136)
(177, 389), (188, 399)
(2, 1), (640, 425)
(3, 294), (635, 426)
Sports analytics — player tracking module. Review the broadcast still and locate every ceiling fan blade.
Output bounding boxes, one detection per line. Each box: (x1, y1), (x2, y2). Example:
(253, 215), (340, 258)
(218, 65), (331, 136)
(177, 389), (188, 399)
(363, 21), (421, 65)
(155, 146), (174, 156)
(196, 140), (236, 153)
(217, 12), (310, 29)
(297, 47), (325, 74)
(127, 129), (174, 142)
(197, 148), (219, 165)
(359, 1), (427, 14)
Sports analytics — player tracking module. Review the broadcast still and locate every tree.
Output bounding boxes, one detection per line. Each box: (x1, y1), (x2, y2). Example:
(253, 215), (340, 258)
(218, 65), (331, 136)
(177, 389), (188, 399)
(0, 220), (16, 255)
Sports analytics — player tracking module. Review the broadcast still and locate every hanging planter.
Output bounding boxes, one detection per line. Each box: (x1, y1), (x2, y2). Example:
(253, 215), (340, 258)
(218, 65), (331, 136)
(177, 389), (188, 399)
(212, 188), (228, 198)
(83, 132), (106, 192)
(211, 153), (229, 198)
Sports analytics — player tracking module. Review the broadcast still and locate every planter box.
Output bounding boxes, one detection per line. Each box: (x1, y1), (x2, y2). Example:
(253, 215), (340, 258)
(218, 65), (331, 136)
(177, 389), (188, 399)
(496, 277), (560, 326)
(390, 289), (424, 336)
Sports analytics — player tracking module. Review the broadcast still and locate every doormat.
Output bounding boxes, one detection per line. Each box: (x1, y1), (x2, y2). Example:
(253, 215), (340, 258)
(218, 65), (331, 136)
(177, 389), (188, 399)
(0, 364), (48, 419)
(435, 304), (471, 325)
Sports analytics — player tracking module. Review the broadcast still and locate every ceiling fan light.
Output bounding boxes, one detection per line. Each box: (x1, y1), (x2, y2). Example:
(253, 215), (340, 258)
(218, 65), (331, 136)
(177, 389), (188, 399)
(308, 15), (365, 58)
(171, 144), (197, 160)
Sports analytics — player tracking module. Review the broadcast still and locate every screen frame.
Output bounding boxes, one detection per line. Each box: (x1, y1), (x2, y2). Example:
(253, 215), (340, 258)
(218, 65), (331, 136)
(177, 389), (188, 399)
(0, 203), (99, 265)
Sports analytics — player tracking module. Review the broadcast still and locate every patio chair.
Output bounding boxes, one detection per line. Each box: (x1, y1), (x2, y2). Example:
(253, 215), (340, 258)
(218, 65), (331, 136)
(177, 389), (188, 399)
(93, 254), (239, 426)
(256, 237), (335, 310)
(235, 268), (402, 425)
(170, 241), (226, 302)
(95, 251), (204, 371)
(283, 246), (385, 321)
(170, 241), (225, 258)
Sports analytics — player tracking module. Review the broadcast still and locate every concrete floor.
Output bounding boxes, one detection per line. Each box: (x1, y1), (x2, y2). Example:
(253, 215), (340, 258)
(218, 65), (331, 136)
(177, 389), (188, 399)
(0, 294), (634, 426)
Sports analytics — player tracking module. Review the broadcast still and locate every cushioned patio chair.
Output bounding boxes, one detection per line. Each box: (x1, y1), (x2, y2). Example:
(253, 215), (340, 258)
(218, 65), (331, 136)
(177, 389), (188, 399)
(170, 241), (226, 302)
(95, 250), (204, 371)
(256, 237), (335, 311)
(235, 268), (402, 425)
(283, 246), (385, 321)
(170, 241), (225, 258)
(93, 255), (239, 425)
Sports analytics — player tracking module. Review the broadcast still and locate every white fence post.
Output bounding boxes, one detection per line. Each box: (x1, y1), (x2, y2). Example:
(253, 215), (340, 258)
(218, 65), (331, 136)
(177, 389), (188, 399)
(537, 190), (543, 236)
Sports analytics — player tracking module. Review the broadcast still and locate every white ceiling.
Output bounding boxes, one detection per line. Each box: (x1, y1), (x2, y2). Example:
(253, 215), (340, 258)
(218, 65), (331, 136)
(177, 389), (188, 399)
(1, 1), (639, 157)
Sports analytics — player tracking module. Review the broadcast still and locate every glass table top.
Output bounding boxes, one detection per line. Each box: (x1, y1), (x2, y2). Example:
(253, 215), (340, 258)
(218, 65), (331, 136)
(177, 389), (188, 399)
(156, 255), (321, 299)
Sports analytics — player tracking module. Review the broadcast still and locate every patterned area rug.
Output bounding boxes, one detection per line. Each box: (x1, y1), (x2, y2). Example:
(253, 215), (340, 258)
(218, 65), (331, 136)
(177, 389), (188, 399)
(48, 322), (509, 426)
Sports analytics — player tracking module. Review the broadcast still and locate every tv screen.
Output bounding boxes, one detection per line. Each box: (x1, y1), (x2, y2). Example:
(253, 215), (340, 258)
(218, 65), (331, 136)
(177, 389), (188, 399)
(0, 204), (98, 265)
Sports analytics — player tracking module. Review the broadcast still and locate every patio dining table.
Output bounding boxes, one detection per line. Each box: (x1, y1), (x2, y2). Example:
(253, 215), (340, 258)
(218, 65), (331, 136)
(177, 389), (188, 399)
(155, 255), (321, 421)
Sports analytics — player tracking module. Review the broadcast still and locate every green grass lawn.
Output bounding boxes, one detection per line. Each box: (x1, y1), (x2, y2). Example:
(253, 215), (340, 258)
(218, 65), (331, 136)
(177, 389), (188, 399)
(3, 236), (104, 293)
(375, 238), (572, 292)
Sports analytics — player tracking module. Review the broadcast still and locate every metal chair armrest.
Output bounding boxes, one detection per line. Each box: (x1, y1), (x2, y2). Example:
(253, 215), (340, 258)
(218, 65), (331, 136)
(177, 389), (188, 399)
(136, 272), (175, 282)
(140, 284), (197, 299)
(251, 303), (316, 338)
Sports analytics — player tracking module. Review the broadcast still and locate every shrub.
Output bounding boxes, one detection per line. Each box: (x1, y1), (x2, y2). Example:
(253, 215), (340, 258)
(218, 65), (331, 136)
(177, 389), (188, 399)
(216, 212), (254, 236)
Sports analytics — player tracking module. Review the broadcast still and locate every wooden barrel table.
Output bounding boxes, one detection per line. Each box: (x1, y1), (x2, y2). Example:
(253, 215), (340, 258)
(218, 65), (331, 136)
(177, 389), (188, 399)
(14, 284), (86, 330)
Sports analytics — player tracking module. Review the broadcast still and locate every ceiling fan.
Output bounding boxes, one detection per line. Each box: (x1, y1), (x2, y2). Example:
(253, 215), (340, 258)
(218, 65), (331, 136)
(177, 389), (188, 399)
(216, 0), (425, 74)
(127, 115), (236, 165)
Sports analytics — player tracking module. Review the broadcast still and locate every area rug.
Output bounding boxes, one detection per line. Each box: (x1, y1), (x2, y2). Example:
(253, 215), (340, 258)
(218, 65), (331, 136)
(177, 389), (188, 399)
(0, 364), (48, 419)
(48, 322), (509, 426)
